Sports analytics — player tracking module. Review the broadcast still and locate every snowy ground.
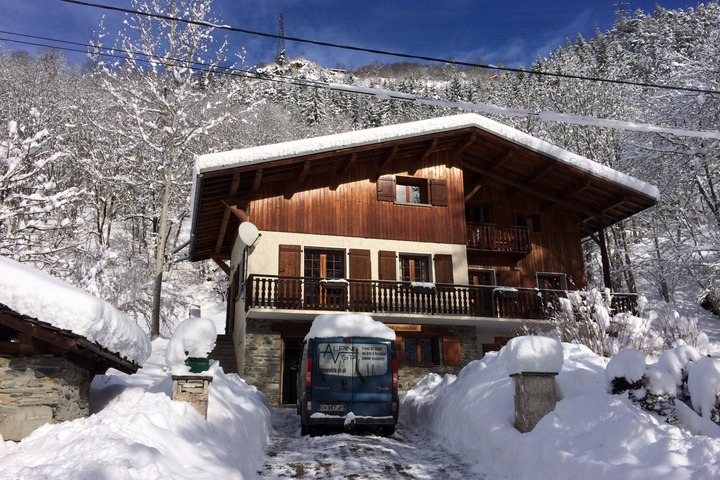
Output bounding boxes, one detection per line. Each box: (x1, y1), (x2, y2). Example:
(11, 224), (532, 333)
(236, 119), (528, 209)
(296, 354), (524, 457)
(259, 408), (478, 479)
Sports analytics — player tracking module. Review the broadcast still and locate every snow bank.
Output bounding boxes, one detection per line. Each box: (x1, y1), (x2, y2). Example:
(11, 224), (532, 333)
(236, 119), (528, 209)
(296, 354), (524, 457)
(688, 357), (720, 420)
(0, 256), (150, 365)
(165, 316), (217, 374)
(305, 313), (396, 341)
(605, 348), (646, 385)
(502, 335), (564, 375)
(401, 342), (720, 479)
(0, 340), (271, 480)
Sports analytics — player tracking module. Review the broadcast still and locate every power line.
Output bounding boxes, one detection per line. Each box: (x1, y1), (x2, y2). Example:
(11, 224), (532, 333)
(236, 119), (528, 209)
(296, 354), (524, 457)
(60, 0), (719, 96)
(0, 28), (718, 141)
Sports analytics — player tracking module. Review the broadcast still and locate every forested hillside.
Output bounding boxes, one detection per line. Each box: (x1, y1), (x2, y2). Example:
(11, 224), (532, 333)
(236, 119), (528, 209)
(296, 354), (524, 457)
(1, 1), (718, 334)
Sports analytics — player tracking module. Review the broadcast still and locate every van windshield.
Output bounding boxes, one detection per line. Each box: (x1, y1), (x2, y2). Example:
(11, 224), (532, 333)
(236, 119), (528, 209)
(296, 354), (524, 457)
(317, 342), (388, 377)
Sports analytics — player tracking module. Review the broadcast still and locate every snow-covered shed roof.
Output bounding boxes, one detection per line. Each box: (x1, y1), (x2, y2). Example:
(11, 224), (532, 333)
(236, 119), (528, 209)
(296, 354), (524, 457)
(189, 113), (659, 261)
(0, 256), (151, 369)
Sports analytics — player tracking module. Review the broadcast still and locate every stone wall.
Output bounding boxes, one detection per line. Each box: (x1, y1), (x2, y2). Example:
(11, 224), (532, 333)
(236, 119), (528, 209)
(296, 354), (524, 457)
(398, 325), (480, 391)
(0, 355), (93, 441)
(244, 320), (282, 404)
(242, 321), (481, 399)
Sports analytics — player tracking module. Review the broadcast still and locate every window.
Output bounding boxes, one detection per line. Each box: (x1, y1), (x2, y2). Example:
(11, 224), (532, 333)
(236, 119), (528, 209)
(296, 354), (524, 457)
(400, 255), (430, 282)
(537, 273), (567, 290)
(403, 337), (439, 366)
(304, 249), (345, 279)
(516, 213), (541, 232)
(466, 204), (493, 224)
(395, 176), (428, 204)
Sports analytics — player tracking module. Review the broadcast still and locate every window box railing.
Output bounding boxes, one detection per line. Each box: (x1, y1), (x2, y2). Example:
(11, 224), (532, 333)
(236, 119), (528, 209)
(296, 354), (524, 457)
(245, 275), (637, 320)
(466, 223), (532, 254)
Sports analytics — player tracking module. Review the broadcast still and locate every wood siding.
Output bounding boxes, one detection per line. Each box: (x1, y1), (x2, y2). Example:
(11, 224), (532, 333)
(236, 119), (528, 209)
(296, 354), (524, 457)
(466, 182), (586, 288)
(250, 149), (467, 245)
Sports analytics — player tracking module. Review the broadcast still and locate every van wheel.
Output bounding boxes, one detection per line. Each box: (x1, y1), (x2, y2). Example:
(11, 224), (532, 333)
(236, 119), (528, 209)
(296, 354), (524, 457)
(380, 425), (395, 437)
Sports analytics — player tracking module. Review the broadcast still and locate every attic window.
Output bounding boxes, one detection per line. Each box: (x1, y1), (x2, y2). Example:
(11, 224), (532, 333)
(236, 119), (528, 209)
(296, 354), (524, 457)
(377, 175), (447, 206)
(396, 176), (428, 204)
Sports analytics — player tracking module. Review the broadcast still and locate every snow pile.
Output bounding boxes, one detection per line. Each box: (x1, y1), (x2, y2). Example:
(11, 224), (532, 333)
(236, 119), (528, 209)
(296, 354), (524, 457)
(688, 357), (720, 421)
(401, 338), (720, 479)
(165, 316), (217, 374)
(503, 335), (564, 375)
(0, 340), (271, 480)
(0, 256), (150, 365)
(305, 313), (396, 341)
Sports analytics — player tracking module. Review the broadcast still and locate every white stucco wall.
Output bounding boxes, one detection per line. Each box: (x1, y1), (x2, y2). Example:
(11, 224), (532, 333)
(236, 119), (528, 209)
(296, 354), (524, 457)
(234, 230), (469, 284)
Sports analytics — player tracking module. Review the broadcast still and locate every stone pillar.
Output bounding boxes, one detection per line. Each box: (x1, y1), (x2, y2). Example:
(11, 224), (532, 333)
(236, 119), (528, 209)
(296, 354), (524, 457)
(511, 372), (558, 433)
(171, 375), (213, 418)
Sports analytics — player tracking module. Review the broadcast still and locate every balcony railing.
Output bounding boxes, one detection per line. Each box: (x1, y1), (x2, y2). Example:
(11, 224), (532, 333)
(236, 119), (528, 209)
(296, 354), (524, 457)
(466, 223), (532, 254)
(245, 275), (637, 320)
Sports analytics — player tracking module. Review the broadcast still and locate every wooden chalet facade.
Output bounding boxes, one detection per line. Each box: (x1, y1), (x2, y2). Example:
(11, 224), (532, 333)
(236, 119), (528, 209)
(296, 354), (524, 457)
(188, 113), (659, 405)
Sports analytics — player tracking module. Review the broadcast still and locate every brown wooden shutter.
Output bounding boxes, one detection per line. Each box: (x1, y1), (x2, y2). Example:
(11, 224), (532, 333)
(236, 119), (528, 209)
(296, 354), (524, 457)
(349, 249), (372, 311)
(378, 250), (397, 281)
(349, 249), (371, 279)
(443, 336), (462, 366)
(434, 254), (454, 284)
(377, 175), (396, 202)
(278, 245), (301, 277)
(277, 245), (302, 308)
(429, 178), (448, 206)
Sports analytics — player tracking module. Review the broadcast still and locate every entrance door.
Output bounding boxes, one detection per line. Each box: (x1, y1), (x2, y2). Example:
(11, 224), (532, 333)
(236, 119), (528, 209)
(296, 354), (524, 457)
(304, 249), (347, 310)
(281, 336), (304, 405)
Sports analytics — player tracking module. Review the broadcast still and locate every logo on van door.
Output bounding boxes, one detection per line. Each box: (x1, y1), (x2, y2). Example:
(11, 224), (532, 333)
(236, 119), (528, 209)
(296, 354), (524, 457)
(317, 342), (388, 377)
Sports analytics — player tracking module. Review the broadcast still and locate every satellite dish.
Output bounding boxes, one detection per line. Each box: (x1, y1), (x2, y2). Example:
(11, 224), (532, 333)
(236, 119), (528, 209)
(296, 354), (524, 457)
(238, 222), (261, 247)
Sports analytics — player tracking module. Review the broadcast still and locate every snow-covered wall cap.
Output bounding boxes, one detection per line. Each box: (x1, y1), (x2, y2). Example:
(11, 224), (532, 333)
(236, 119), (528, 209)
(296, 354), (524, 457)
(305, 313), (396, 341)
(503, 335), (564, 375)
(0, 256), (151, 365)
(193, 113), (660, 201)
(165, 316), (217, 375)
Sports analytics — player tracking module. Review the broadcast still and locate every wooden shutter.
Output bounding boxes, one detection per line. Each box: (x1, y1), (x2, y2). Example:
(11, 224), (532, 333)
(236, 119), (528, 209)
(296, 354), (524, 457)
(434, 254), (454, 284)
(429, 178), (448, 206)
(443, 336), (462, 366)
(377, 175), (396, 202)
(277, 245), (301, 308)
(278, 245), (301, 277)
(349, 249), (371, 279)
(378, 250), (397, 281)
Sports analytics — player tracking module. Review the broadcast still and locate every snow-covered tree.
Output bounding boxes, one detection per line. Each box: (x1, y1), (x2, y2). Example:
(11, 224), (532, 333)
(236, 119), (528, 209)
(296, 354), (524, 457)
(91, 0), (230, 337)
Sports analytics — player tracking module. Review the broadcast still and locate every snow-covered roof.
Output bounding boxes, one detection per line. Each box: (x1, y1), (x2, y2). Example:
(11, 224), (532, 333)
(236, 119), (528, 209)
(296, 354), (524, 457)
(0, 256), (151, 365)
(194, 113), (660, 201)
(305, 314), (396, 341)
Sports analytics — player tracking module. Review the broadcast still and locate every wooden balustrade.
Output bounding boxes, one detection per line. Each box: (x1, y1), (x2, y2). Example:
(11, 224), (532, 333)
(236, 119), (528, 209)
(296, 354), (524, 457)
(466, 223), (532, 254)
(245, 275), (637, 320)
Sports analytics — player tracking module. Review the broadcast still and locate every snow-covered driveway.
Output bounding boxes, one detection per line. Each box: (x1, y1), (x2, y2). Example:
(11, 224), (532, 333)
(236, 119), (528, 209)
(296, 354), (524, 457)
(258, 408), (480, 479)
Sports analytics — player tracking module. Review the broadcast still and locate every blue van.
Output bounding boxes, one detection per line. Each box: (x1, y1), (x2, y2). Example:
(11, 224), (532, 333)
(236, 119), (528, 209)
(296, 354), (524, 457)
(297, 334), (399, 437)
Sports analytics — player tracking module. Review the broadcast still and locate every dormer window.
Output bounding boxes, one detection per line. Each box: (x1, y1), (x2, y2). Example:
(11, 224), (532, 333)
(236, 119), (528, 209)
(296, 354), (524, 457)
(396, 176), (428, 204)
(377, 175), (447, 207)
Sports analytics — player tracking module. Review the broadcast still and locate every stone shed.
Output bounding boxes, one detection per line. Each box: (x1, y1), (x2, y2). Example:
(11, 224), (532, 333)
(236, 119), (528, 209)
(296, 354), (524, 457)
(0, 303), (141, 441)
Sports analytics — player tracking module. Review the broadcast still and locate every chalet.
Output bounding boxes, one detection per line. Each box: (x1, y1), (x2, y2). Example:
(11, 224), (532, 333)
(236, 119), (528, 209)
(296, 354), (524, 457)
(187, 113), (659, 405)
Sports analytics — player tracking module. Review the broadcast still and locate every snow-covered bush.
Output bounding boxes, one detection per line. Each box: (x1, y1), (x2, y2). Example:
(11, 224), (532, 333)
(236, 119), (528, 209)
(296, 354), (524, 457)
(688, 357), (720, 423)
(540, 288), (708, 357)
(605, 348), (678, 424)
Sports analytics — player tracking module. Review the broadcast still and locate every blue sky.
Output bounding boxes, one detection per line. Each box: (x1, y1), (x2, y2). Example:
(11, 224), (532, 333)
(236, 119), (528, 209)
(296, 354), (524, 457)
(0, 0), (698, 69)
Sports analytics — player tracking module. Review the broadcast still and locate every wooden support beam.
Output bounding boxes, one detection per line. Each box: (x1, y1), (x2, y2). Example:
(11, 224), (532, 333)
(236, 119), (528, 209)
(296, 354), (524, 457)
(420, 139), (439, 162)
(297, 161), (311, 184)
(211, 256), (231, 276)
(251, 169), (263, 194)
(380, 145), (399, 170)
(464, 183), (483, 203)
(463, 161), (610, 224)
(457, 132), (477, 156)
(506, 163), (554, 199)
(342, 153), (357, 174)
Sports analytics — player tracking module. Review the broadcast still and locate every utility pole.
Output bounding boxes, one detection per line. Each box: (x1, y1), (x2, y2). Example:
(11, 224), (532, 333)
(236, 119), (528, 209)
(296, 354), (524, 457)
(276, 12), (286, 65)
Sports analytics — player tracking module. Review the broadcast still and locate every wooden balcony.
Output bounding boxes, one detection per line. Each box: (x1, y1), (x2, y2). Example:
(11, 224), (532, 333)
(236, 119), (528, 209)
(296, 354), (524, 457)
(466, 223), (531, 255)
(245, 275), (637, 321)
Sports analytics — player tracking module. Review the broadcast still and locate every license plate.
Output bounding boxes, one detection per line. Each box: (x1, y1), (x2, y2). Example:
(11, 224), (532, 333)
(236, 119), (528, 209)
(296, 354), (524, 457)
(319, 404), (345, 412)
